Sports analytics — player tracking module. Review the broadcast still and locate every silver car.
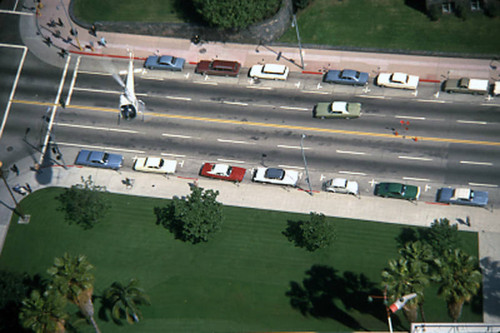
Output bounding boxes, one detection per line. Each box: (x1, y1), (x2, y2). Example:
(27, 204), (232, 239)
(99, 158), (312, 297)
(324, 178), (359, 195)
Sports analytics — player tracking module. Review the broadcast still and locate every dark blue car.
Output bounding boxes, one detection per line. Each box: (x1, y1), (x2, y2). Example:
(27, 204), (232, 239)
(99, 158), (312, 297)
(324, 69), (369, 86)
(436, 187), (488, 207)
(144, 55), (185, 71)
(75, 150), (123, 170)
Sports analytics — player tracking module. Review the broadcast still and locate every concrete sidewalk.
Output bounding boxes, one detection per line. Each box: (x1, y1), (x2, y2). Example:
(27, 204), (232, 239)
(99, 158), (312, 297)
(4, 0), (500, 325)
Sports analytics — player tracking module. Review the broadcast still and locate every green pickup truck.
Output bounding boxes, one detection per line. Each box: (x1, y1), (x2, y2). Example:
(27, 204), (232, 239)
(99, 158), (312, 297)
(443, 77), (489, 95)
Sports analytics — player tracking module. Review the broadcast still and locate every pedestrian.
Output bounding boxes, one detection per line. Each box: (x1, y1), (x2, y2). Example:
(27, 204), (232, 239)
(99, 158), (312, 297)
(57, 18), (64, 27)
(10, 164), (19, 176)
(99, 37), (107, 47)
(13, 185), (27, 196)
(25, 183), (33, 193)
(90, 25), (97, 36)
(59, 97), (65, 108)
(48, 19), (56, 27)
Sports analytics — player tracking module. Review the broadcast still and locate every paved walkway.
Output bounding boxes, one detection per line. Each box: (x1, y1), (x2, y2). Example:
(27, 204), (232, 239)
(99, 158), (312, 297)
(1, 0), (499, 324)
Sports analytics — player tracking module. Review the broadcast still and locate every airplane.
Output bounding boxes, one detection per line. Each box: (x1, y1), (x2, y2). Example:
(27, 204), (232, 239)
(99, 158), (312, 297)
(117, 54), (141, 120)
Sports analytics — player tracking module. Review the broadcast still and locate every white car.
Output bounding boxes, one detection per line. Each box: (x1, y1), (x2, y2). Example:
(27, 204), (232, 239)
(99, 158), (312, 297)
(493, 81), (500, 96)
(249, 64), (289, 81)
(133, 157), (177, 174)
(324, 178), (359, 195)
(252, 167), (299, 186)
(376, 72), (419, 90)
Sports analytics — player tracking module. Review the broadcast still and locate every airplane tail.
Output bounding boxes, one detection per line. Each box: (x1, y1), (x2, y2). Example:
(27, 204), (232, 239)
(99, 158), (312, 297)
(120, 53), (138, 120)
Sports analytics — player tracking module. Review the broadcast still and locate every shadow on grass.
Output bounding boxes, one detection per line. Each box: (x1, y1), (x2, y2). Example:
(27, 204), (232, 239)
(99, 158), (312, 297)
(286, 264), (394, 329)
(172, 0), (205, 24)
(282, 220), (306, 249)
(405, 0), (427, 14)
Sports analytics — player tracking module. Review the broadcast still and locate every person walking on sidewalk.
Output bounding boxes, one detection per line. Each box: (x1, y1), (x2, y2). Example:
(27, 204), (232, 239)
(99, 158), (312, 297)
(10, 164), (19, 176)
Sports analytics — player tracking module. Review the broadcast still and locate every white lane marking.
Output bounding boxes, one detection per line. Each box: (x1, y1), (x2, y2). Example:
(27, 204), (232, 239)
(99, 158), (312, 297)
(73, 87), (120, 95)
(468, 182), (498, 188)
(339, 171), (367, 176)
(359, 95), (385, 99)
(193, 81), (218, 85)
(65, 56), (81, 106)
(162, 133), (193, 139)
(55, 122), (139, 134)
(161, 153), (186, 158)
(460, 160), (493, 166)
(402, 177), (430, 182)
(217, 139), (255, 145)
(78, 70), (110, 76)
(416, 99), (446, 104)
(277, 145), (310, 150)
(362, 113), (386, 117)
(200, 99), (216, 103)
(141, 76), (164, 81)
(302, 90), (329, 95)
(166, 96), (192, 101)
(246, 85), (273, 90)
(278, 164), (304, 170)
(398, 155), (433, 161)
(223, 101), (248, 106)
(56, 141), (145, 153)
(217, 158), (246, 164)
(481, 103), (500, 106)
(457, 120), (488, 125)
(253, 104), (275, 108)
(395, 115), (426, 120)
(280, 106), (309, 111)
(336, 150), (366, 155)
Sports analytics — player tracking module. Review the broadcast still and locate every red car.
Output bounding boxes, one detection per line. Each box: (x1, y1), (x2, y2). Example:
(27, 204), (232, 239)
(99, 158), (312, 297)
(195, 60), (241, 77)
(200, 163), (246, 182)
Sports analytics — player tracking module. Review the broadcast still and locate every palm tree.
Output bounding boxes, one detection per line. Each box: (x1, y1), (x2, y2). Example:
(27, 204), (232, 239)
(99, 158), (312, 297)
(47, 253), (100, 333)
(103, 278), (151, 324)
(433, 248), (482, 322)
(19, 290), (67, 333)
(382, 241), (432, 323)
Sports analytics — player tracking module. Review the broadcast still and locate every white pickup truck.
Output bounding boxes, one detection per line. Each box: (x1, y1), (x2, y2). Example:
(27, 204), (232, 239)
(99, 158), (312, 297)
(443, 77), (489, 95)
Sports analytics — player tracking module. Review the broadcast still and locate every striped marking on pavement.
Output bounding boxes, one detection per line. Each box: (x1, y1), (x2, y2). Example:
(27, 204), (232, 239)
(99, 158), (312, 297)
(11, 99), (500, 148)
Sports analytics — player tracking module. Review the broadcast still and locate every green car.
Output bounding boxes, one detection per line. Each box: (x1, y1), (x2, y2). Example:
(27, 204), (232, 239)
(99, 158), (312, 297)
(374, 182), (420, 201)
(313, 101), (361, 119)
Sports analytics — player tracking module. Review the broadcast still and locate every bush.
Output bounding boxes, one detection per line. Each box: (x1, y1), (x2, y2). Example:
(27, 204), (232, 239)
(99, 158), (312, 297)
(455, 0), (470, 19)
(284, 212), (336, 252)
(294, 0), (312, 11)
(485, 0), (500, 17)
(428, 4), (442, 21)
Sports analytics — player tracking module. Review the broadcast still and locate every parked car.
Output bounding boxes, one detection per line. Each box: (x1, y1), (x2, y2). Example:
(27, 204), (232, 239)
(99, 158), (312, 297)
(324, 69), (369, 86)
(75, 150), (123, 170)
(443, 77), (489, 95)
(133, 157), (177, 174)
(376, 72), (419, 90)
(493, 81), (500, 96)
(249, 64), (289, 81)
(324, 178), (359, 195)
(144, 55), (185, 71)
(252, 167), (299, 186)
(195, 60), (241, 77)
(313, 101), (361, 119)
(374, 182), (420, 200)
(436, 187), (488, 207)
(200, 163), (246, 182)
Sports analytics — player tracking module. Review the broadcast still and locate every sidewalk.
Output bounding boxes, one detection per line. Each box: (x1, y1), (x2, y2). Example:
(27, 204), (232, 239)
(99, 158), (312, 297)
(6, 0), (500, 325)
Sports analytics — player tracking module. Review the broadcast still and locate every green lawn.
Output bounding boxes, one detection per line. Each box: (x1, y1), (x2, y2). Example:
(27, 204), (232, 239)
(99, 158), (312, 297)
(73, 0), (500, 54)
(0, 188), (481, 332)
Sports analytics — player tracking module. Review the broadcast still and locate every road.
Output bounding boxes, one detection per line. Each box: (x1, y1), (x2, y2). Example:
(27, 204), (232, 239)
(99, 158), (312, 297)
(3, 54), (499, 205)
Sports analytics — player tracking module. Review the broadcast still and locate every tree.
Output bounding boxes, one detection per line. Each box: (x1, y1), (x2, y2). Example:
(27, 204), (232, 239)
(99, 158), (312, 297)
(156, 186), (223, 244)
(47, 253), (100, 333)
(103, 278), (150, 324)
(56, 176), (110, 229)
(19, 290), (67, 333)
(422, 218), (461, 256)
(192, 0), (280, 30)
(300, 212), (336, 251)
(382, 241), (432, 323)
(433, 249), (482, 322)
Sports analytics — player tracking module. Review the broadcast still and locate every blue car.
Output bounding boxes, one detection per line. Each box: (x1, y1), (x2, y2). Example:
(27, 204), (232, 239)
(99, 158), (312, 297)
(75, 150), (123, 170)
(144, 55), (185, 71)
(436, 187), (488, 207)
(324, 69), (369, 86)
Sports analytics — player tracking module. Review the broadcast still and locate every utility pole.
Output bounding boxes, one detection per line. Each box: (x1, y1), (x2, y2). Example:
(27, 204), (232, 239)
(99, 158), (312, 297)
(291, 15), (304, 70)
(300, 134), (313, 196)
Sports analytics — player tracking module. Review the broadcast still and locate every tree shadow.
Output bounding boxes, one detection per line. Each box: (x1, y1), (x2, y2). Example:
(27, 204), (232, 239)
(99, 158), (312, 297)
(480, 256), (500, 317)
(282, 219), (306, 249)
(97, 294), (125, 326)
(173, 0), (205, 24)
(286, 264), (390, 329)
(405, 0), (427, 14)
(395, 227), (420, 248)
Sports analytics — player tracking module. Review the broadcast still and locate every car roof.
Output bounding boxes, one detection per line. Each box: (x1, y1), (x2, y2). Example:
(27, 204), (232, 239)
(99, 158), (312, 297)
(145, 157), (162, 166)
(212, 164), (230, 173)
(392, 72), (408, 82)
(331, 101), (348, 113)
(262, 64), (287, 74)
(341, 69), (359, 77)
(452, 188), (471, 200)
(265, 168), (285, 179)
(212, 60), (239, 70)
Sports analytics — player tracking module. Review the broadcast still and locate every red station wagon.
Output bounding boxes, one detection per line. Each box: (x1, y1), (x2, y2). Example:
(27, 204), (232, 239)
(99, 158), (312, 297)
(195, 60), (241, 77)
(200, 163), (246, 182)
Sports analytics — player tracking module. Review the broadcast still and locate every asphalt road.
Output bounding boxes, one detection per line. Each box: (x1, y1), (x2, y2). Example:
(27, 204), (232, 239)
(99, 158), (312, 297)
(3, 54), (499, 205)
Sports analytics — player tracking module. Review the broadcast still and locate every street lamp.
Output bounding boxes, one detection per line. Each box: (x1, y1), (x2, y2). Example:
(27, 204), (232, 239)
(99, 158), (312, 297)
(300, 134), (313, 196)
(291, 14), (305, 69)
(0, 161), (26, 220)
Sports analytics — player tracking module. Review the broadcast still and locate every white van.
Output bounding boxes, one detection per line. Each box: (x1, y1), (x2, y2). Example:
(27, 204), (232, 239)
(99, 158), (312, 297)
(249, 64), (290, 81)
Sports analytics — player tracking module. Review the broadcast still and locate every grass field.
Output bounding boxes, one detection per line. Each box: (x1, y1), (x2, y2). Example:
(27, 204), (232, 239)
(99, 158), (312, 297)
(0, 188), (481, 332)
(73, 0), (500, 54)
